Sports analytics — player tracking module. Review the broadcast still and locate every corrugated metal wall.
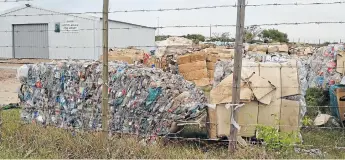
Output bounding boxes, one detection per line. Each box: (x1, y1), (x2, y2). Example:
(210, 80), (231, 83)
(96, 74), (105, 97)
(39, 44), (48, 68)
(13, 24), (49, 58)
(0, 6), (155, 59)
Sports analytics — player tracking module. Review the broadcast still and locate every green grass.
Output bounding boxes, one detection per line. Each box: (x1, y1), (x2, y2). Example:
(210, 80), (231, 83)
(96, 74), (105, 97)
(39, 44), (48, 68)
(1, 109), (345, 159)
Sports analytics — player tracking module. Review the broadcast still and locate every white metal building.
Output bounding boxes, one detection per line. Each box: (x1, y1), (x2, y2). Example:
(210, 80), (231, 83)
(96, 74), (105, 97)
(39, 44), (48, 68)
(0, 4), (156, 60)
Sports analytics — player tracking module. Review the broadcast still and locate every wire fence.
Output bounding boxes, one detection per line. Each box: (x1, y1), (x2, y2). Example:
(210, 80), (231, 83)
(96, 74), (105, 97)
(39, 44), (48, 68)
(0, 0), (32, 2)
(1, 1), (345, 16)
(0, 0), (345, 158)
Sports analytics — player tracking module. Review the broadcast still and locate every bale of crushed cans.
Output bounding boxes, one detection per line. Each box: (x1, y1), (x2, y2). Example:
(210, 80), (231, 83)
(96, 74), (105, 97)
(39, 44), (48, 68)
(18, 60), (207, 137)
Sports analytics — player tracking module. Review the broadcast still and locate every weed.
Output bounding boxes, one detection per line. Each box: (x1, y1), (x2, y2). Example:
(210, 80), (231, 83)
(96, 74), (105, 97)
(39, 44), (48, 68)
(302, 116), (313, 127)
(256, 125), (301, 151)
(2, 109), (345, 158)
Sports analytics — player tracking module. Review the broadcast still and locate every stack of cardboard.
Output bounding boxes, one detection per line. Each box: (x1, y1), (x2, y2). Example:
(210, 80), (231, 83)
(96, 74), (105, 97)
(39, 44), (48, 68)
(176, 49), (234, 87)
(99, 48), (145, 64)
(155, 37), (194, 58)
(208, 60), (301, 138)
(337, 51), (345, 75)
(289, 47), (314, 56)
(206, 54), (217, 82)
(247, 44), (289, 54)
(204, 48), (235, 57)
(178, 52), (209, 86)
(204, 48), (234, 82)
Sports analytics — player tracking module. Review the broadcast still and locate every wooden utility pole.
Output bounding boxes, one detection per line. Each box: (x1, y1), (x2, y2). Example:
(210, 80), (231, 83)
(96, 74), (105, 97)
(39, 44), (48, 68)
(229, 0), (246, 152)
(210, 24), (212, 39)
(157, 17), (160, 35)
(102, 0), (109, 141)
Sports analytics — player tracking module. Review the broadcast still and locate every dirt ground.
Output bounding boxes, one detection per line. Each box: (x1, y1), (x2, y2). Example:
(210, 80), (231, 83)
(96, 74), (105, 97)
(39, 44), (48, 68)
(0, 59), (53, 105)
(0, 58), (51, 64)
(0, 68), (19, 105)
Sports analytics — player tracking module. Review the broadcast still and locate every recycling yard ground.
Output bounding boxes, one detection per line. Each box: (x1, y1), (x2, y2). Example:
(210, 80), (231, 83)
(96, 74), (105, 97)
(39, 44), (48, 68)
(1, 59), (345, 158)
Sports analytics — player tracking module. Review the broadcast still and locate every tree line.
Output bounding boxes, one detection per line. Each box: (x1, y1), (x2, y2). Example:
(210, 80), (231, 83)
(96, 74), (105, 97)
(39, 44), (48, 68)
(155, 27), (290, 44)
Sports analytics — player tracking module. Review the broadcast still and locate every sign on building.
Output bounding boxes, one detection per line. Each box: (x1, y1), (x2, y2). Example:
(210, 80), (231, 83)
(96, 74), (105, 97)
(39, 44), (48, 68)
(61, 22), (79, 33)
(54, 23), (60, 33)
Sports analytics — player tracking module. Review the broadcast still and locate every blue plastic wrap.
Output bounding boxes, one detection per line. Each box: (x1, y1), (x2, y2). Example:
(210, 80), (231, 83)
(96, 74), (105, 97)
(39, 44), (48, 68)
(329, 85), (345, 119)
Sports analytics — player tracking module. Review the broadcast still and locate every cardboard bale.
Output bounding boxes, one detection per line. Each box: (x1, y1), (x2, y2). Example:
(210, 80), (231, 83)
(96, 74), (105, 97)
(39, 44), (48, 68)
(258, 90), (281, 130)
(214, 102), (259, 137)
(106, 48), (144, 62)
(204, 48), (222, 54)
(280, 99), (300, 133)
(207, 54), (219, 63)
(258, 63), (282, 129)
(181, 68), (208, 80)
(207, 106), (217, 139)
(210, 75), (253, 104)
(238, 102), (259, 137)
(278, 44), (289, 52)
(193, 78), (210, 87)
(218, 53), (233, 60)
(281, 60), (300, 97)
(177, 55), (191, 65)
(190, 52), (206, 62)
(250, 73), (275, 105)
(221, 49), (235, 55)
(210, 78), (214, 83)
(207, 62), (216, 70)
(256, 45), (268, 52)
(337, 53), (345, 74)
(215, 104), (230, 137)
(178, 61), (206, 73)
(208, 69), (214, 78)
(101, 55), (134, 64)
(248, 44), (257, 51)
(206, 48), (234, 58)
(268, 45), (279, 53)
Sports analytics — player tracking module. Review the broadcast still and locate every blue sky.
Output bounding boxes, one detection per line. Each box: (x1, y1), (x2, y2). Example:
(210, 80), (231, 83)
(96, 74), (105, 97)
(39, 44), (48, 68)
(1, 0), (345, 43)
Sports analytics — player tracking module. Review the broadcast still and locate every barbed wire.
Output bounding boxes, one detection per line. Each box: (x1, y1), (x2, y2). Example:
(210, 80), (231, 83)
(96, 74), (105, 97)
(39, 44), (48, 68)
(0, 0), (32, 2)
(169, 137), (345, 151)
(1, 86), (344, 109)
(31, 84), (303, 89)
(5, 108), (345, 130)
(1, 1), (345, 16)
(0, 53), (342, 70)
(157, 21), (345, 29)
(1, 125), (345, 152)
(1, 21), (345, 33)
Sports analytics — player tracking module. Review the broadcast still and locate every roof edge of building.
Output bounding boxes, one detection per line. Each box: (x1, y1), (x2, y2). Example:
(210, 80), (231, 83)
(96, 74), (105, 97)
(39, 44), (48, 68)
(100, 18), (156, 30)
(0, 3), (156, 29)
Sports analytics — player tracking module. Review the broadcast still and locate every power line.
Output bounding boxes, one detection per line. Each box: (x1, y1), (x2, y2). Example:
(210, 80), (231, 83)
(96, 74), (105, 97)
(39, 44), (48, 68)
(1, 1), (345, 16)
(247, 1), (345, 7)
(1, 21), (345, 33)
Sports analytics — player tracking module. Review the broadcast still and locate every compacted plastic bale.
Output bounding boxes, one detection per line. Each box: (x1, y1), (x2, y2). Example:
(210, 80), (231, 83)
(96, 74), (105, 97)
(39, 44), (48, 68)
(18, 60), (207, 137)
